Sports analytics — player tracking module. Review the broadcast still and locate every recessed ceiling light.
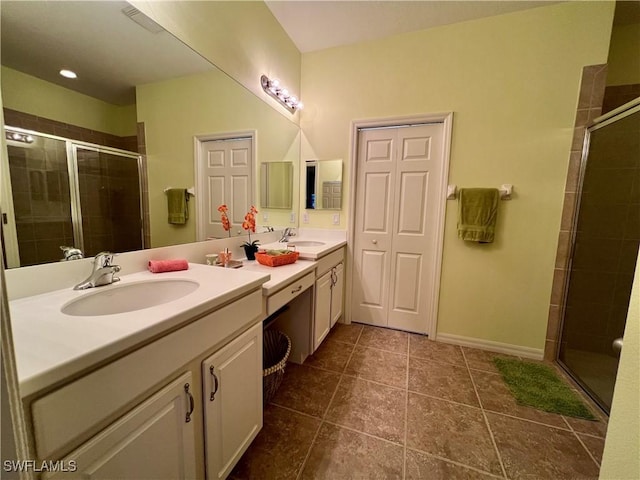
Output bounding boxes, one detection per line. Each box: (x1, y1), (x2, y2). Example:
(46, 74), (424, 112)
(59, 69), (77, 79)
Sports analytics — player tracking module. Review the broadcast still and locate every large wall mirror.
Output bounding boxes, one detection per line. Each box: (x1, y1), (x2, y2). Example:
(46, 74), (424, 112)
(305, 159), (343, 210)
(0, 1), (300, 268)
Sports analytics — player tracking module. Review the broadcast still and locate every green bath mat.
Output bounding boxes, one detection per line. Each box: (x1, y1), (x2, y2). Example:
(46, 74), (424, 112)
(493, 357), (596, 420)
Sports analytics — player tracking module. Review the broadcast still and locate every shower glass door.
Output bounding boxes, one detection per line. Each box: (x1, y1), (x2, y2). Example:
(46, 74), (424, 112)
(74, 145), (143, 257)
(4, 127), (143, 266)
(558, 104), (640, 413)
(6, 132), (75, 266)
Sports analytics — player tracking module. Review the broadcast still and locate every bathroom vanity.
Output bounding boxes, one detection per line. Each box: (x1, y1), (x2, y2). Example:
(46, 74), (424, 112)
(10, 265), (270, 479)
(8, 235), (346, 479)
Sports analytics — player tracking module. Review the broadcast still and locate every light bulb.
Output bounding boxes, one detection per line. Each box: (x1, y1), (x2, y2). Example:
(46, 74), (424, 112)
(60, 69), (77, 79)
(296, 102), (304, 110)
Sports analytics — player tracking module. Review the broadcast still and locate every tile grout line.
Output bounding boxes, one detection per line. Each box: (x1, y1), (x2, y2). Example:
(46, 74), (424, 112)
(405, 447), (505, 480)
(561, 416), (602, 468)
(322, 419), (404, 448)
(295, 328), (362, 480)
(402, 333), (410, 480)
(462, 347), (509, 480)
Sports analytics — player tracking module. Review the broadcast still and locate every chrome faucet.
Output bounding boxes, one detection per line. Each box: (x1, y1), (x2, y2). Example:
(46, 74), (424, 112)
(73, 252), (121, 290)
(279, 227), (296, 242)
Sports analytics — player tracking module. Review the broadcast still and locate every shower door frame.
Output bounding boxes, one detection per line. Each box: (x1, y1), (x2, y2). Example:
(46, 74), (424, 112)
(557, 99), (640, 413)
(3, 126), (145, 265)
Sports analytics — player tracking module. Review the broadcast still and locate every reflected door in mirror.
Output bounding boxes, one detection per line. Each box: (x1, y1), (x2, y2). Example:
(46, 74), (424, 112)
(305, 159), (343, 210)
(198, 137), (252, 239)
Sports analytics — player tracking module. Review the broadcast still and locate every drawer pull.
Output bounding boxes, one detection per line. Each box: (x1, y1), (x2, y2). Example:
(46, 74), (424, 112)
(291, 285), (303, 294)
(184, 383), (194, 423)
(209, 365), (219, 401)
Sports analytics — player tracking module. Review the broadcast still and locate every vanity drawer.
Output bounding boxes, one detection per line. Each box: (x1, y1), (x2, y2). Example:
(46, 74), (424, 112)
(267, 272), (315, 315)
(31, 289), (262, 460)
(315, 248), (345, 277)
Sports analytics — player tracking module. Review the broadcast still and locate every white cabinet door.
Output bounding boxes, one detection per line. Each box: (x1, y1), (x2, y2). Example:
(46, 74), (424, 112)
(314, 270), (333, 350)
(330, 263), (344, 328)
(47, 372), (197, 480)
(203, 323), (263, 480)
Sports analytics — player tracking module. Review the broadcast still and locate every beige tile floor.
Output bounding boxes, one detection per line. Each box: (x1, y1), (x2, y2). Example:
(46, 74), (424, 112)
(231, 323), (608, 479)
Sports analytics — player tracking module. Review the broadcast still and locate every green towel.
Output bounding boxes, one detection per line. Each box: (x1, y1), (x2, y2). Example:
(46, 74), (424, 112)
(167, 188), (188, 225)
(457, 188), (499, 243)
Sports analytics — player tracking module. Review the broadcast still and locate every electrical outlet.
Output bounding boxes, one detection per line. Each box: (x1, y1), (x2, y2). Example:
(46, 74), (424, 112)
(332, 213), (340, 225)
(290, 212), (296, 223)
(302, 212), (309, 224)
(263, 212), (268, 221)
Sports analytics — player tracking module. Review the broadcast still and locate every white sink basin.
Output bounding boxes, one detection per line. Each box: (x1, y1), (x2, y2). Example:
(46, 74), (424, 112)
(61, 279), (200, 316)
(289, 241), (326, 247)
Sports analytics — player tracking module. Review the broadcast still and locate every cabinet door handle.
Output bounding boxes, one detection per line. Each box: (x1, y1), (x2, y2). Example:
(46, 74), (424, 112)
(372, 239), (378, 245)
(291, 285), (303, 294)
(184, 383), (194, 423)
(209, 365), (219, 401)
(331, 269), (337, 286)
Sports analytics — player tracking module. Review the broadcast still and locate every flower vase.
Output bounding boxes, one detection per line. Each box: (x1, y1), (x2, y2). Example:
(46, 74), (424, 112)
(244, 244), (258, 260)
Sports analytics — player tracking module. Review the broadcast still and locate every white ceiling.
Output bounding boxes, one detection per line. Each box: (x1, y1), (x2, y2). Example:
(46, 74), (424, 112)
(265, 1), (562, 53)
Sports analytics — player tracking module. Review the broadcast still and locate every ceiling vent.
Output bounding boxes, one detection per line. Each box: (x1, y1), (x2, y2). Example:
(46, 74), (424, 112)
(121, 6), (165, 34)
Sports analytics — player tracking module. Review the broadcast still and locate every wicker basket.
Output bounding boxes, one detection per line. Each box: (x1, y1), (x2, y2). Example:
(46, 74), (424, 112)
(255, 250), (299, 267)
(263, 330), (291, 405)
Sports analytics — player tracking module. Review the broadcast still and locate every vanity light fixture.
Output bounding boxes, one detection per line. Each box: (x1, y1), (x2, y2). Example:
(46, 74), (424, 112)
(59, 69), (77, 79)
(260, 75), (303, 113)
(5, 131), (34, 144)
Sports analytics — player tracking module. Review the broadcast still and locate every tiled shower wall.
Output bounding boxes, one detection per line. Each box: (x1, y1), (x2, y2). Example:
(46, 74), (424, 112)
(3, 108), (138, 153)
(545, 64), (608, 361)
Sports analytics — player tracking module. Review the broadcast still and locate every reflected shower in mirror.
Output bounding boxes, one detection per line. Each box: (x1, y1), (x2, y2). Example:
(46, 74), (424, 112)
(1, 0), (301, 267)
(261, 162), (294, 209)
(305, 159), (343, 210)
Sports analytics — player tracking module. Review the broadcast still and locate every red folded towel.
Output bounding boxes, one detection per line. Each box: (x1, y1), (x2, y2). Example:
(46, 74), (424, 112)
(148, 259), (189, 273)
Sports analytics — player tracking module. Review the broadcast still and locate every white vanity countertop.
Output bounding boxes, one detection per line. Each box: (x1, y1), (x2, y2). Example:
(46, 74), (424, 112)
(9, 263), (270, 397)
(260, 238), (347, 261)
(240, 259), (317, 296)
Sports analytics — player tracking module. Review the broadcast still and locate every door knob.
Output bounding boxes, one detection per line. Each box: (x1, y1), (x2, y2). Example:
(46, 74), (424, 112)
(612, 338), (623, 353)
(372, 239), (378, 244)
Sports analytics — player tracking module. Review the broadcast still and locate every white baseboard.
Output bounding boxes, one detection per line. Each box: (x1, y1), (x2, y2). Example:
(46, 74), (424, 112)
(435, 333), (544, 360)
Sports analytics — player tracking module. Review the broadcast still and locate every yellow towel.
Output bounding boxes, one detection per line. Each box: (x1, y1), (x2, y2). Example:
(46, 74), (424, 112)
(167, 188), (188, 225)
(457, 188), (499, 243)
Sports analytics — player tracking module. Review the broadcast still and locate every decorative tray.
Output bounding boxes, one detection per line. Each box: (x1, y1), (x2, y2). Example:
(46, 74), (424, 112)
(213, 259), (243, 269)
(255, 249), (299, 267)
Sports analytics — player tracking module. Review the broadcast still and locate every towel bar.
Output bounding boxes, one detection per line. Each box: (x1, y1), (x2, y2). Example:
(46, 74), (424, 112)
(164, 186), (195, 196)
(446, 184), (513, 200)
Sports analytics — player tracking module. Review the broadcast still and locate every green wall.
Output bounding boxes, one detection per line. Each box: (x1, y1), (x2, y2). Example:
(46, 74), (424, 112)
(300, 1), (615, 350)
(130, 0), (301, 123)
(137, 69), (299, 248)
(1, 66), (137, 137)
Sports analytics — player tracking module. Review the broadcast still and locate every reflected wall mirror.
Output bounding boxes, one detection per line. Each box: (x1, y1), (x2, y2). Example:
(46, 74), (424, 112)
(260, 162), (293, 209)
(305, 159), (343, 210)
(0, 0), (301, 267)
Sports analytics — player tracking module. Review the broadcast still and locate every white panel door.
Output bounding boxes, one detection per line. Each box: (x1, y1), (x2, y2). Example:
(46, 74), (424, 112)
(199, 137), (252, 239)
(203, 323), (262, 480)
(389, 124), (443, 332)
(47, 372), (197, 480)
(352, 124), (445, 333)
(352, 129), (396, 326)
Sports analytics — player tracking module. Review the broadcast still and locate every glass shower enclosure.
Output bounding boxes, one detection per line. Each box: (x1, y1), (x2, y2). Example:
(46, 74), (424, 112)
(4, 127), (144, 267)
(558, 102), (640, 413)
